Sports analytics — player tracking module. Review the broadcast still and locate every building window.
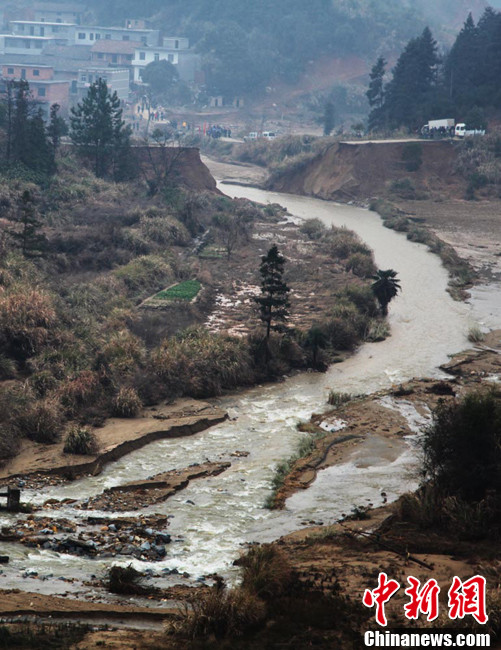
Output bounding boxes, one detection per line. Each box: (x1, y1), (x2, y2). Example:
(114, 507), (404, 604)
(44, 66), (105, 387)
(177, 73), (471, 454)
(168, 54), (174, 62)
(71, 80), (77, 93)
(38, 87), (46, 97)
(175, 40), (179, 48)
(141, 36), (147, 44)
(127, 54), (133, 61)
(33, 69), (40, 76)
(105, 34), (111, 39)
(34, 40), (43, 48)
(18, 24), (25, 32)
(78, 32), (85, 39)
(97, 52), (103, 59)
(111, 55), (117, 63)
(122, 35), (130, 41)
(7, 67), (14, 74)
(90, 33), (94, 40)
(95, 33), (100, 39)
(139, 51), (145, 60)
(81, 75), (86, 81)
(154, 53), (159, 61)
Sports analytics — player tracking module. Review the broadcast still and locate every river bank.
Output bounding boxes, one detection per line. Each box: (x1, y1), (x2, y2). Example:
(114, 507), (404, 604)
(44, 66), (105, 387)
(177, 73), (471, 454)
(1, 160), (499, 646)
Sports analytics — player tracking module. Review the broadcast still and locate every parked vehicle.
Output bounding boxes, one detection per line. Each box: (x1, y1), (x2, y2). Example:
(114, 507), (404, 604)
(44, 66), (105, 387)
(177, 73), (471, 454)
(421, 118), (455, 138)
(262, 131), (277, 140)
(243, 132), (259, 141)
(454, 123), (486, 138)
(421, 119), (485, 139)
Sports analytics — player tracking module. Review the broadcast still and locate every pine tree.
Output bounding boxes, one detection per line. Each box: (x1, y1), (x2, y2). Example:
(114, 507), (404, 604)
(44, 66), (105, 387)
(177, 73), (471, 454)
(385, 27), (439, 130)
(28, 109), (53, 175)
(47, 103), (67, 170)
(10, 190), (46, 258)
(11, 80), (31, 165)
(366, 57), (386, 132)
(70, 78), (131, 178)
(445, 14), (479, 107)
(255, 244), (291, 339)
(323, 101), (335, 136)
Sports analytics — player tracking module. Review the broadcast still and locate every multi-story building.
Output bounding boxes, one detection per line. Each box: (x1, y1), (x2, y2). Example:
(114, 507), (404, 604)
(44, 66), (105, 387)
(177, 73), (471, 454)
(132, 38), (199, 83)
(33, 3), (84, 25)
(0, 62), (70, 114)
(74, 25), (159, 47)
(77, 66), (129, 102)
(0, 34), (59, 55)
(10, 20), (75, 43)
(90, 40), (140, 70)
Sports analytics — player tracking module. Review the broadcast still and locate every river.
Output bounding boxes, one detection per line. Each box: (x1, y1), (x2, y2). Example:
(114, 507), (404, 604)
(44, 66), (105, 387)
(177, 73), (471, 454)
(0, 183), (478, 596)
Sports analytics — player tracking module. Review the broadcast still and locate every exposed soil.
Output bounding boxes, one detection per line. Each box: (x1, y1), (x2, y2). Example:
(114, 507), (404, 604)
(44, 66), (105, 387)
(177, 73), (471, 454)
(274, 330), (501, 508)
(0, 399), (226, 485)
(267, 140), (461, 202)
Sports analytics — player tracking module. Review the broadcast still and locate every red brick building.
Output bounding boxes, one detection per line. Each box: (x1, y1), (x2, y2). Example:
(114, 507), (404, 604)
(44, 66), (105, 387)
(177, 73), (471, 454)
(1, 63), (70, 115)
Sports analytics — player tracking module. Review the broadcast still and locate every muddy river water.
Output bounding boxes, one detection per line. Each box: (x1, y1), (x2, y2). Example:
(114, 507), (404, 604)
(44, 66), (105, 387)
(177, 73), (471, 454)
(0, 182), (488, 596)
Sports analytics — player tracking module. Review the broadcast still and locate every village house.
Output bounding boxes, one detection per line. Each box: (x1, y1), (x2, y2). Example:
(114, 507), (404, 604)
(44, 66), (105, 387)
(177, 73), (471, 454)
(77, 66), (129, 102)
(33, 2), (84, 25)
(1, 62), (69, 114)
(90, 40), (140, 77)
(132, 38), (200, 83)
(73, 25), (159, 47)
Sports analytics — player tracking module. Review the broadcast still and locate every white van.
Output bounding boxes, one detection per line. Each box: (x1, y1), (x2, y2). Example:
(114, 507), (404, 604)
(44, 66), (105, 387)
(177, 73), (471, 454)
(262, 131), (277, 140)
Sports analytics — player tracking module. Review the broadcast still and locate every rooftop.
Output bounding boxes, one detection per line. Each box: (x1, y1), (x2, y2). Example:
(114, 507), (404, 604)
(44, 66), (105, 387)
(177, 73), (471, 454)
(34, 3), (83, 12)
(91, 40), (141, 54)
(10, 21), (76, 26)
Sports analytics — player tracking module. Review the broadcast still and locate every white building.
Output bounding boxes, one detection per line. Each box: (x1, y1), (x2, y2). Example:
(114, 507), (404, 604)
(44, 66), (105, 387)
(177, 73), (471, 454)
(10, 20), (75, 43)
(77, 66), (130, 102)
(0, 34), (58, 55)
(132, 38), (197, 83)
(74, 25), (159, 47)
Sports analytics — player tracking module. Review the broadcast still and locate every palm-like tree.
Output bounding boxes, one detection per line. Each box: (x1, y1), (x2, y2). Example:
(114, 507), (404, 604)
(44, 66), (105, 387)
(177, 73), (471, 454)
(371, 269), (401, 316)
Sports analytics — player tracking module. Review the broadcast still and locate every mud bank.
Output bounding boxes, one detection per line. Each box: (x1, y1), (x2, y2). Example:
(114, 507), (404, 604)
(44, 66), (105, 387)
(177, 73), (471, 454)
(0, 400), (227, 484)
(273, 330), (501, 508)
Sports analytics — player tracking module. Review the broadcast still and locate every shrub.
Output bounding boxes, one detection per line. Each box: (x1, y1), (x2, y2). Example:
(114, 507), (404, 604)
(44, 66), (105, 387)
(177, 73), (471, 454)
(0, 423), (21, 464)
(327, 391), (352, 407)
(113, 255), (173, 296)
(112, 386), (142, 417)
(99, 330), (145, 374)
(423, 391), (501, 502)
(140, 214), (190, 246)
(29, 370), (58, 397)
(14, 398), (64, 444)
(59, 370), (101, 414)
(240, 545), (295, 601)
(107, 564), (147, 595)
(468, 326), (485, 343)
(178, 586), (266, 639)
(0, 289), (57, 360)
(63, 425), (97, 455)
(300, 218), (325, 240)
(345, 252), (377, 278)
(153, 328), (254, 397)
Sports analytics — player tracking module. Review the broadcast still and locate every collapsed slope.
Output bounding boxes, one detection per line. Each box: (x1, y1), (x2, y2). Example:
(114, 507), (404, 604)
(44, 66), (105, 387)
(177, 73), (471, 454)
(268, 140), (459, 202)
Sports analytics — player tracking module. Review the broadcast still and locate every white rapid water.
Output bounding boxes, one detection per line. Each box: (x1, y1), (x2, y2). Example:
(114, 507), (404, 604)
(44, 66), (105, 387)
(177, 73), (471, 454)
(0, 185), (476, 595)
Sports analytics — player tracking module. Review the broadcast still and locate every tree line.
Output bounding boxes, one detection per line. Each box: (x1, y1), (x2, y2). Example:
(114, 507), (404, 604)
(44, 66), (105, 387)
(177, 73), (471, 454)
(367, 8), (501, 133)
(0, 78), (132, 182)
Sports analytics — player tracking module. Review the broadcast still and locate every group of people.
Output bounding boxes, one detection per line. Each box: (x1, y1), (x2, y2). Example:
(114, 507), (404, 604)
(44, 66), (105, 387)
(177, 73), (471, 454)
(206, 124), (232, 138)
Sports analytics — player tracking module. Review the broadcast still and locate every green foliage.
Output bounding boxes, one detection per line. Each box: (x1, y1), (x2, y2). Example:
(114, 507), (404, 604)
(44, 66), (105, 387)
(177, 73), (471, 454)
(14, 398), (64, 444)
(70, 78), (132, 179)
(323, 101), (335, 136)
(299, 218), (325, 240)
(255, 245), (291, 339)
(154, 280), (201, 302)
(423, 391), (501, 502)
(153, 328), (254, 397)
(112, 386), (143, 417)
(113, 255), (173, 296)
(327, 391), (352, 407)
(63, 425), (97, 455)
(371, 269), (401, 316)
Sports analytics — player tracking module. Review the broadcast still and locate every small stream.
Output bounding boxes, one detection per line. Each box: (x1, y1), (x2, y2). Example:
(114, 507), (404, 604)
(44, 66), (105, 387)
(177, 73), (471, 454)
(0, 183), (484, 597)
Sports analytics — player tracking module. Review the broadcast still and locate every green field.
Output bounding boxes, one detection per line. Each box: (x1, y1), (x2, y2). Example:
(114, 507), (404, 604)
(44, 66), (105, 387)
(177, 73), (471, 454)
(153, 280), (201, 302)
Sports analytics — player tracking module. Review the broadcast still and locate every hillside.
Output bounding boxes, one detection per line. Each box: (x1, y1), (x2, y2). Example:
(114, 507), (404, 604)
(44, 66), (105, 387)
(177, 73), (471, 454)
(267, 140), (460, 202)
